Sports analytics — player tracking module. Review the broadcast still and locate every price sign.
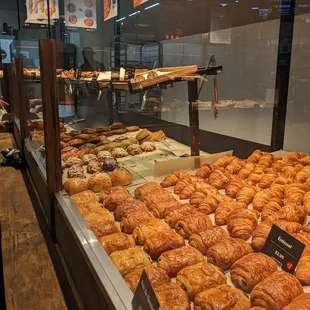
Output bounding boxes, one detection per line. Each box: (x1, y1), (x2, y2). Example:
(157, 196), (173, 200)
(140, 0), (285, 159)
(132, 270), (159, 310)
(262, 224), (306, 273)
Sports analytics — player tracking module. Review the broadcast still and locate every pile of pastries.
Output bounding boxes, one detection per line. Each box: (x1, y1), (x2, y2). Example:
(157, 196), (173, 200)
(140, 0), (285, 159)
(66, 150), (310, 309)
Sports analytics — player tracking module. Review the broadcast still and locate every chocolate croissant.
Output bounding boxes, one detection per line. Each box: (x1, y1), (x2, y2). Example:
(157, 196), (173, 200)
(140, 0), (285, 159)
(250, 271), (303, 310)
(176, 262), (226, 301)
(227, 209), (259, 240)
(194, 284), (251, 310)
(148, 194), (181, 218)
(225, 178), (245, 198)
(104, 187), (131, 211)
(236, 185), (257, 206)
(110, 247), (152, 276)
(175, 212), (212, 238)
(155, 283), (190, 310)
(215, 201), (246, 226)
(253, 189), (274, 212)
(132, 218), (171, 245)
(207, 168), (230, 189)
(134, 182), (163, 200)
(157, 246), (204, 277)
(165, 204), (196, 228)
(160, 171), (190, 188)
(99, 232), (135, 255)
(195, 164), (212, 179)
(120, 209), (154, 233)
(143, 230), (185, 259)
(230, 253), (277, 293)
(114, 199), (148, 221)
(206, 238), (253, 270)
(124, 265), (170, 293)
(189, 226), (229, 255)
(283, 293), (310, 310)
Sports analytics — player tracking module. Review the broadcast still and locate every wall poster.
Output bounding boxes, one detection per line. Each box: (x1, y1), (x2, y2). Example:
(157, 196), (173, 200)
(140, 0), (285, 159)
(26, 0), (59, 23)
(133, 0), (149, 8)
(104, 0), (118, 21)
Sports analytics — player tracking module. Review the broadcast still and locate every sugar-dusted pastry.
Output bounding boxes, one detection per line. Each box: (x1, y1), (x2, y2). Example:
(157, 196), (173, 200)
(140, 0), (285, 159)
(70, 190), (98, 206)
(303, 191), (310, 215)
(155, 283), (190, 310)
(111, 147), (128, 158)
(236, 185), (257, 206)
(135, 182), (163, 200)
(230, 253), (277, 293)
(132, 219), (171, 245)
(101, 157), (118, 172)
(207, 168), (230, 189)
(189, 226), (229, 255)
(197, 192), (231, 215)
(251, 221), (302, 251)
(253, 189), (274, 212)
(206, 238), (253, 270)
(97, 150), (112, 162)
(67, 164), (86, 179)
(87, 172), (112, 193)
(114, 199), (148, 221)
(124, 266), (170, 293)
(110, 247), (152, 276)
(225, 178), (244, 198)
(250, 271), (303, 310)
(99, 232), (135, 255)
(64, 178), (88, 195)
(140, 141), (156, 152)
(120, 209), (154, 233)
(227, 209), (259, 240)
(165, 204), (197, 228)
(175, 212), (212, 238)
(86, 159), (101, 174)
(176, 262), (226, 301)
(194, 284), (251, 310)
(157, 246), (204, 277)
(283, 293), (310, 310)
(161, 171), (190, 188)
(127, 144), (143, 155)
(82, 153), (97, 165)
(195, 163), (212, 179)
(215, 201), (246, 226)
(104, 187), (132, 212)
(238, 162), (256, 179)
(111, 168), (133, 186)
(143, 230), (185, 259)
(91, 221), (120, 239)
(261, 197), (284, 221)
(295, 255), (310, 285)
(64, 156), (83, 168)
(212, 155), (237, 168)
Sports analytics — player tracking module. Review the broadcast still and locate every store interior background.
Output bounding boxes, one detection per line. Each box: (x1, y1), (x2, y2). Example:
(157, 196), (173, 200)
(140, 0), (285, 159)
(0, 0), (310, 153)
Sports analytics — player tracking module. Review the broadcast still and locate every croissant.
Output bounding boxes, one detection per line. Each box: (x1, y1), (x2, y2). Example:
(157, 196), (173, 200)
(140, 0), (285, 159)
(292, 232), (310, 256)
(212, 155), (237, 168)
(225, 158), (245, 174)
(295, 256), (310, 285)
(258, 172), (278, 189)
(165, 204), (196, 228)
(189, 226), (229, 255)
(269, 182), (285, 199)
(302, 222), (310, 233)
(238, 162), (256, 179)
(225, 178), (244, 198)
(215, 201), (247, 226)
(161, 171), (190, 188)
(261, 198), (284, 221)
(253, 189), (274, 212)
(283, 294), (310, 310)
(236, 185), (257, 206)
(196, 164), (212, 179)
(148, 195), (181, 218)
(206, 238), (253, 270)
(258, 153), (273, 168)
(110, 247), (152, 276)
(132, 219), (171, 245)
(114, 199), (148, 221)
(143, 190), (172, 208)
(282, 166), (298, 179)
(197, 193), (231, 215)
(248, 150), (263, 163)
(135, 182), (163, 200)
(303, 191), (310, 215)
(271, 175), (292, 186)
(120, 209), (154, 233)
(104, 188), (133, 211)
(155, 283), (190, 310)
(296, 166), (310, 183)
(99, 232), (135, 255)
(247, 171), (264, 184)
(190, 191), (207, 207)
(230, 253), (277, 293)
(124, 266), (170, 293)
(194, 284), (251, 310)
(207, 168), (230, 189)
(91, 221), (120, 239)
(251, 221), (302, 251)
(143, 230), (185, 259)
(227, 209), (259, 240)
(175, 212), (212, 238)
(284, 151), (307, 162)
(157, 246), (204, 277)
(176, 262), (226, 301)
(179, 183), (197, 200)
(284, 183), (308, 205)
(250, 271), (303, 310)
(174, 176), (195, 195)
(306, 177), (310, 189)
(194, 182), (217, 196)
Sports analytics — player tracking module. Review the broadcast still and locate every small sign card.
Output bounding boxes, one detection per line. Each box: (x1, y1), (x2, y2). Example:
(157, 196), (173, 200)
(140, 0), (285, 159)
(262, 224), (306, 273)
(132, 270), (159, 310)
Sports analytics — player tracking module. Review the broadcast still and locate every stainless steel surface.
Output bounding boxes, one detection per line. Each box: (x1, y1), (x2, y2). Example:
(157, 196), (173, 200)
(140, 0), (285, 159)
(55, 191), (133, 310)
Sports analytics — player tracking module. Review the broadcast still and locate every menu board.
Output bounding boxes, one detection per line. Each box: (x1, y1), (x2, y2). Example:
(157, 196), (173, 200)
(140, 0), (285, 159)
(104, 0), (118, 21)
(26, 0), (59, 22)
(65, 0), (97, 29)
(210, 7), (231, 44)
(133, 0), (149, 8)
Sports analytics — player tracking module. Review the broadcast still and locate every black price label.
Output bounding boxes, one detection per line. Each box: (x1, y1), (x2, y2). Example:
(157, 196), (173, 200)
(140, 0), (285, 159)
(132, 270), (159, 310)
(262, 224), (306, 273)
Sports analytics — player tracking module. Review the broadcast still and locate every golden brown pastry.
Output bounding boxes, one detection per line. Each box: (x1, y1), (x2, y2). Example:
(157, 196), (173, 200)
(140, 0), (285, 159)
(110, 168), (133, 186)
(176, 262), (226, 301)
(207, 168), (230, 189)
(261, 198), (284, 221)
(195, 182), (218, 196)
(175, 212), (212, 238)
(215, 201), (246, 226)
(227, 209), (259, 240)
(120, 209), (154, 233)
(189, 226), (229, 255)
(143, 230), (185, 259)
(284, 183), (308, 205)
(238, 162), (256, 179)
(295, 255), (310, 285)
(132, 219), (171, 245)
(63, 178), (88, 195)
(99, 233), (135, 255)
(303, 191), (310, 215)
(196, 164), (212, 179)
(284, 151), (307, 162)
(83, 207), (114, 224)
(251, 221), (302, 251)
(236, 185), (257, 206)
(194, 284), (251, 310)
(212, 155), (237, 168)
(164, 205), (196, 228)
(296, 166), (310, 183)
(283, 293), (310, 310)
(253, 189), (274, 212)
(225, 158), (245, 174)
(207, 238), (253, 271)
(134, 182), (163, 200)
(225, 178), (245, 198)
(160, 171), (190, 188)
(71, 190), (98, 206)
(155, 282), (190, 310)
(190, 191), (207, 207)
(87, 172), (112, 193)
(248, 150), (264, 163)
(230, 253), (277, 293)
(302, 222), (310, 233)
(124, 266), (170, 293)
(174, 176), (195, 195)
(104, 187), (132, 212)
(250, 271), (303, 310)
(258, 172), (278, 189)
(157, 246), (204, 277)
(197, 193), (231, 215)
(258, 153), (274, 168)
(114, 199), (148, 221)
(110, 247), (152, 276)
(91, 221), (120, 239)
